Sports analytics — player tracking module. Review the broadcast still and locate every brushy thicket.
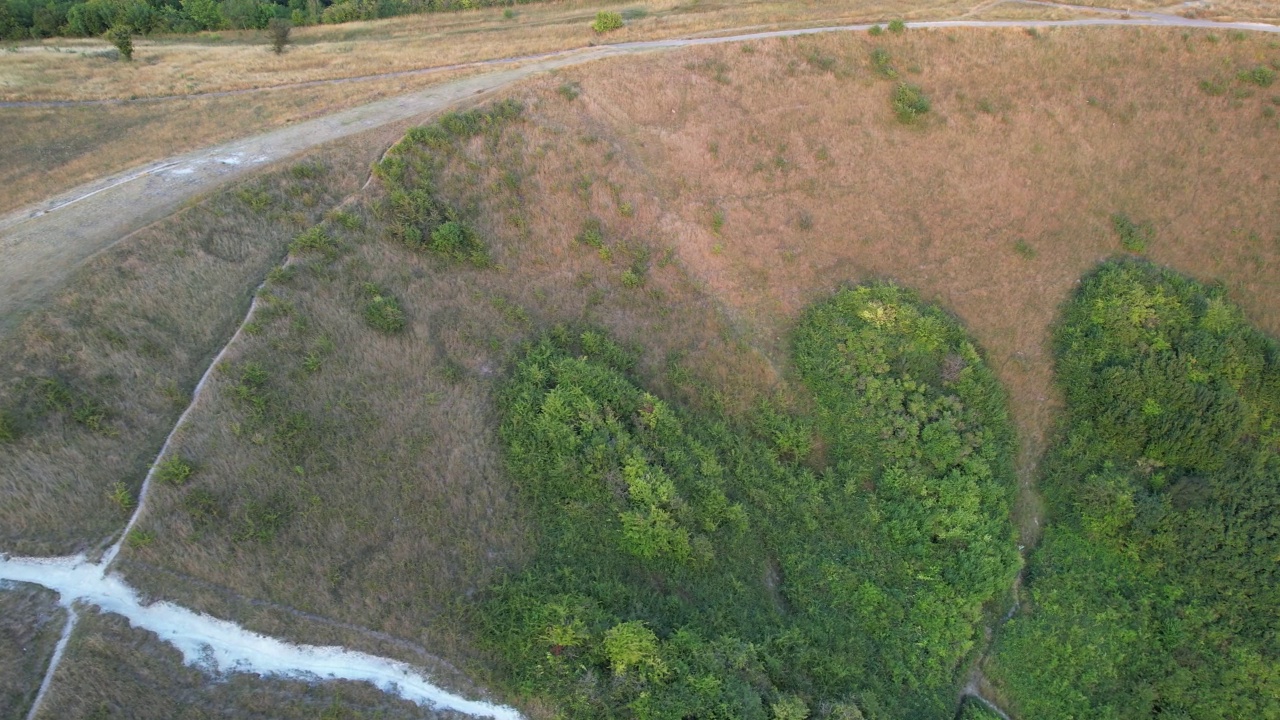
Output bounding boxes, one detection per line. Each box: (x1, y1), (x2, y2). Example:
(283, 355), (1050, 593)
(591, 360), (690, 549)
(372, 99), (522, 268)
(988, 260), (1280, 719)
(480, 284), (1020, 720)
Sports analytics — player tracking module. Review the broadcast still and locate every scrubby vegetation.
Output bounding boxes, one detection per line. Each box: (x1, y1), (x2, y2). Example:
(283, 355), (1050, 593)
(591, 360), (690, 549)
(988, 260), (1280, 719)
(481, 284), (1019, 719)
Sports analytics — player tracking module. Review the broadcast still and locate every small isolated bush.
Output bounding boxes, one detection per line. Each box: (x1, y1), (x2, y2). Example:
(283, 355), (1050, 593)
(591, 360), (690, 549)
(868, 24), (883, 36)
(1199, 79), (1228, 96)
(576, 218), (605, 248)
(362, 284), (407, 334)
(502, 7), (515, 19)
(268, 17), (290, 54)
(429, 220), (490, 265)
(235, 186), (272, 212)
(0, 410), (15, 442)
(1238, 66), (1276, 87)
(557, 81), (581, 101)
(888, 18), (906, 33)
(870, 48), (897, 78)
(1111, 212), (1154, 252)
(892, 82), (931, 122)
(105, 25), (133, 61)
(156, 456), (195, 485)
(592, 10), (623, 33)
(108, 481), (133, 512)
(1014, 239), (1037, 259)
(290, 226), (339, 259)
(620, 267), (644, 288)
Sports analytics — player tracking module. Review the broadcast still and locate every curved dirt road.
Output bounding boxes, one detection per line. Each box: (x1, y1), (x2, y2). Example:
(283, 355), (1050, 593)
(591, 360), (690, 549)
(1, 4), (1277, 329)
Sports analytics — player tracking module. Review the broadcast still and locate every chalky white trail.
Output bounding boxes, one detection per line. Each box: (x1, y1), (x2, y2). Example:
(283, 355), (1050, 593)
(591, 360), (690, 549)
(0, 554), (522, 719)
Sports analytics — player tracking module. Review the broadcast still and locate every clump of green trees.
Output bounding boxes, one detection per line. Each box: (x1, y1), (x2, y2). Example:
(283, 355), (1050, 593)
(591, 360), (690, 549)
(0, 0), (542, 40)
(987, 259), (1280, 718)
(481, 284), (1020, 719)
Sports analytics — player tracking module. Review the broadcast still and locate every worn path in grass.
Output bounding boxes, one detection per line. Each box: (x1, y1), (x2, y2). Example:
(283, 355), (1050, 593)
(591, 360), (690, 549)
(2, 2), (1277, 332)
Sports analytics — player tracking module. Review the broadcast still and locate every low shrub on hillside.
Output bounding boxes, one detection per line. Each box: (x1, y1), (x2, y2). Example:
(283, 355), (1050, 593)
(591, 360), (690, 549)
(592, 10), (623, 33)
(892, 82), (931, 122)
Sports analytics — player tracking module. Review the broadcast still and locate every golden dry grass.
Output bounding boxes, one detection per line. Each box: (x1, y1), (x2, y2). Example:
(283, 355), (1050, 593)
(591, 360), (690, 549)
(0, 66), (481, 216)
(0, 0), (993, 102)
(0, 127), (397, 557)
(0, 584), (65, 720)
(109, 31), (1280, 705)
(30, 607), (463, 719)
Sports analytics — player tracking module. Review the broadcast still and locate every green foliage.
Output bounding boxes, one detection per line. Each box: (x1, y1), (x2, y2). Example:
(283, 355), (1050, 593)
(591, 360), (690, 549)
(0, 409), (15, 442)
(267, 17), (290, 53)
(892, 82), (931, 122)
(231, 491), (293, 542)
(592, 10), (622, 33)
(375, 100), (521, 265)
(989, 260), (1280, 720)
(482, 286), (1019, 719)
(957, 697), (1002, 720)
(1238, 65), (1277, 87)
(887, 18), (905, 33)
(105, 25), (132, 60)
(577, 218), (605, 248)
(289, 226), (340, 259)
(108, 481), (133, 513)
(556, 81), (581, 101)
(870, 48), (897, 78)
(868, 24), (883, 36)
(361, 283), (407, 334)
(429, 220), (490, 266)
(1110, 211), (1153, 252)
(155, 456), (195, 485)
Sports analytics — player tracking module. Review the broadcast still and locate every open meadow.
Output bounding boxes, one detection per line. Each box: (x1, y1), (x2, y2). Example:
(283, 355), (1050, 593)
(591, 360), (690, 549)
(2, 5), (1279, 719)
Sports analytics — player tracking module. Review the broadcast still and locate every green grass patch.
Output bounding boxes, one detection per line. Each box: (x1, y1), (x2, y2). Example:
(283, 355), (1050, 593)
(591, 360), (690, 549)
(361, 284), (407, 334)
(1111, 211), (1154, 252)
(481, 285), (1019, 719)
(892, 82), (931, 122)
(987, 260), (1280, 719)
(592, 11), (623, 33)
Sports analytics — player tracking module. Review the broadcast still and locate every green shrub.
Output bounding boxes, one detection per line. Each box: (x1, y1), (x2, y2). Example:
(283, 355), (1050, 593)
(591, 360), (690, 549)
(556, 81), (580, 100)
(892, 82), (931, 122)
(105, 25), (133, 61)
(592, 10), (623, 33)
(989, 259), (1280, 719)
(888, 18), (906, 33)
(289, 226), (339, 258)
(870, 48), (896, 77)
(1110, 212), (1153, 252)
(576, 218), (605, 248)
(0, 411), (14, 442)
(267, 17), (290, 54)
(361, 284), (407, 334)
(482, 292), (1018, 719)
(868, 24), (883, 36)
(1199, 78), (1228, 96)
(429, 220), (490, 266)
(1238, 66), (1276, 87)
(156, 456), (195, 485)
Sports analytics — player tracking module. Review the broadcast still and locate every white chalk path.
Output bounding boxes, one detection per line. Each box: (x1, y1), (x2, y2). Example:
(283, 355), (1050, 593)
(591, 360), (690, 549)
(0, 555), (520, 720)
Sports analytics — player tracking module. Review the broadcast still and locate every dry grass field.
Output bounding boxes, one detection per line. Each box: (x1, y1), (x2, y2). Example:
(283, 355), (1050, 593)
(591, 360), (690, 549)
(30, 607), (472, 719)
(0, 66), (480, 215)
(0, 126), (405, 557)
(0, 584), (65, 720)
(78, 23), (1280, 717)
(0, 0), (1121, 217)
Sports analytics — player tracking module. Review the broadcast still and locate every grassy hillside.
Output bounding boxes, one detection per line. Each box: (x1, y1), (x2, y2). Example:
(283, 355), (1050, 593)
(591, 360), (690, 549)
(985, 260), (1280, 718)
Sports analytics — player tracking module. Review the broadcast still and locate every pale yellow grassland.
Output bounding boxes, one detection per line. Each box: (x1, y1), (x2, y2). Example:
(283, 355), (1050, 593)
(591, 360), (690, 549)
(114, 31), (1280, 692)
(0, 66), (479, 216)
(0, 584), (66, 720)
(0, 127), (398, 556)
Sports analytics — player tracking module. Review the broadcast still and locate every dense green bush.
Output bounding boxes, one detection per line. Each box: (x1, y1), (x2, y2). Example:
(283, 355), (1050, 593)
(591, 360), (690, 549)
(988, 259), (1280, 719)
(892, 82), (931, 122)
(482, 284), (1019, 719)
(591, 9), (621, 33)
(374, 99), (521, 267)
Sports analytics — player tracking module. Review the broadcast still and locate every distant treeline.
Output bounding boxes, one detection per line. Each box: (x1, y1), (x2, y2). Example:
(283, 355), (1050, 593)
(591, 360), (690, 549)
(0, 0), (533, 40)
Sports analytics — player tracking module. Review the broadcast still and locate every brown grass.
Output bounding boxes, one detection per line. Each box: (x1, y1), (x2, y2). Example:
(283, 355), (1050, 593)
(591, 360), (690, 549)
(30, 607), (465, 719)
(0, 127), (396, 556)
(0, 584), (66, 720)
(0, 66), (481, 216)
(109, 32), (1280, 704)
(7, 21), (1280, 717)
(0, 0), (994, 103)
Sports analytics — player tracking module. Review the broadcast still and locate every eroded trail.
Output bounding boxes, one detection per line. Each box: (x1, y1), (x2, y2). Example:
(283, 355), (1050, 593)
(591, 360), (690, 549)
(0, 555), (520, 720)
